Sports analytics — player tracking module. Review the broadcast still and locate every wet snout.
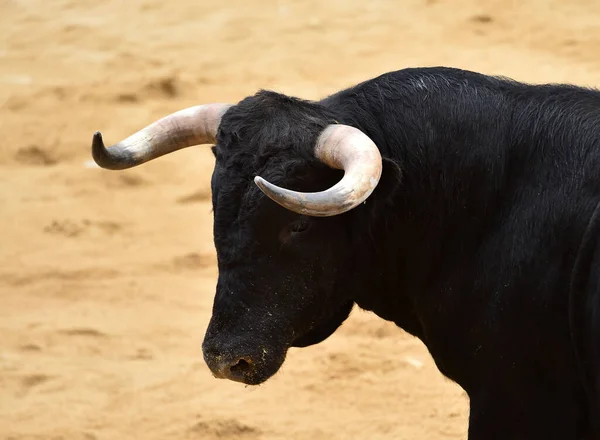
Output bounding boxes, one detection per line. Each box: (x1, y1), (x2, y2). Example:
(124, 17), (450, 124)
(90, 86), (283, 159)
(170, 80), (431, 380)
(203, 348), (256, 383)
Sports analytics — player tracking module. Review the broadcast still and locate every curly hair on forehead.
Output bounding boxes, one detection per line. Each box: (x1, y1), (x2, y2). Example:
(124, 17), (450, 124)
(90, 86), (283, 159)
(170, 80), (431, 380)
(215, 89), (341, 164)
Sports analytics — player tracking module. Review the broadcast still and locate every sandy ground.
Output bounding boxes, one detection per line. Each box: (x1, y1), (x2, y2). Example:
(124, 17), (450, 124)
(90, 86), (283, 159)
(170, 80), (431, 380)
(3, 0), (600, 438)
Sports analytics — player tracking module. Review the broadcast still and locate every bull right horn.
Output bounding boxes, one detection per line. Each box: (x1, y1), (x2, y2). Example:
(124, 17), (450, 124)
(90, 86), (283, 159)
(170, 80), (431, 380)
(91, 103), (233, 170)
(254, 124), (383, 217)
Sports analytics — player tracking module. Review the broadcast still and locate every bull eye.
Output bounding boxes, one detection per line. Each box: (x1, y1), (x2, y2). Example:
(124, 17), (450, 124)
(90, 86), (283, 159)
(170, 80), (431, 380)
(279, 218), (310, 244)
(290, 219), (309, 233)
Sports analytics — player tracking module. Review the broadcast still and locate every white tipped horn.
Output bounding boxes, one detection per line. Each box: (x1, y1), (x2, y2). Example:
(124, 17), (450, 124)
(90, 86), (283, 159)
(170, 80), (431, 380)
(254, 124), (383, 217)
(91, 103), (232, 170)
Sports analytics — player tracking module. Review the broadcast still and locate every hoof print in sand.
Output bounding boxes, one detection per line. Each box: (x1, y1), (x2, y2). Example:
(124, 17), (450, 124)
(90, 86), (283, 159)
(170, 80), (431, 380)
(58, 328), (109, 338)
(15, 145), (57, 166)
(43, 219), (124, 237)
(172, 252), (214, 270)
(176, 188), (212, 204)
(189, 418), (262, 439)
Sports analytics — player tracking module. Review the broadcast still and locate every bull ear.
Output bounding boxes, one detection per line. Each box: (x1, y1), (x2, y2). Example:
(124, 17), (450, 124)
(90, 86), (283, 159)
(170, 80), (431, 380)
(370, 157), (402, 203)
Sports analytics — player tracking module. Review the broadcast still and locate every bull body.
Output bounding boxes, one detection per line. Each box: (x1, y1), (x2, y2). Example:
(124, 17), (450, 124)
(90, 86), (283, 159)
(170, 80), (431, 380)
(93, 67), (600, 439)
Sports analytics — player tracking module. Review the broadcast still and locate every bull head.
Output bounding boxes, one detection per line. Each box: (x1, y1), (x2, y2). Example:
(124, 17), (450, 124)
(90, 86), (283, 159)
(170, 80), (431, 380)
(91, 97), (388, 385)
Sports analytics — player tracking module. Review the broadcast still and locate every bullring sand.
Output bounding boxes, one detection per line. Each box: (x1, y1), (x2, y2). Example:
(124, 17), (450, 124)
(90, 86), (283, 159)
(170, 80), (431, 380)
(3, 0), (600, 438)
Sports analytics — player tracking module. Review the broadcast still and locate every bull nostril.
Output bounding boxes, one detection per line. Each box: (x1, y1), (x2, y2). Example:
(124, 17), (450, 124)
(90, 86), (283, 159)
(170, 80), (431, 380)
(230, 358), (253, 376)
(204, 350), (256, 382)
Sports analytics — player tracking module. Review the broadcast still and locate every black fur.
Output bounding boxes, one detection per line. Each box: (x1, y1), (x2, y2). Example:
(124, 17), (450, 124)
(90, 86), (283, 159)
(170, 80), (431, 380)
(201, 66), (600, 439)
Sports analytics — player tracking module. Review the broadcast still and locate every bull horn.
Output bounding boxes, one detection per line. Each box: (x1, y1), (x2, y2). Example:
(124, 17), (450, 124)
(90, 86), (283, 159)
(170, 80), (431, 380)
(254, 124), (383, 217)
(91, 103), (233, 170)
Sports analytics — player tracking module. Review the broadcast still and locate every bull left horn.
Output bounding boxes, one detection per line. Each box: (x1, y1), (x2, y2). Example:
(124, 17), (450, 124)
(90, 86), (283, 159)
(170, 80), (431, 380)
(91, 103), (233, 170)
(254, 124), (383, 217)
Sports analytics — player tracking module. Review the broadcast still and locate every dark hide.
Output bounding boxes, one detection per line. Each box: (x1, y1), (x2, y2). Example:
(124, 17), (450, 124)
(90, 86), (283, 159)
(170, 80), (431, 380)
(290, 299), (354, 347)
(201, 67), (600, 439)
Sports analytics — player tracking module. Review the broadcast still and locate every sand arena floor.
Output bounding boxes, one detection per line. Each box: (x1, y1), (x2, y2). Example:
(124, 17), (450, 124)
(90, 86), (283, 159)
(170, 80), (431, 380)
(3, 0), (600, 438)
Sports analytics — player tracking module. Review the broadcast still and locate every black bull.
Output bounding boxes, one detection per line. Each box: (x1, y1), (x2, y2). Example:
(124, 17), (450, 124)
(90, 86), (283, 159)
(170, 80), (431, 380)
(91, 67), (600, 439)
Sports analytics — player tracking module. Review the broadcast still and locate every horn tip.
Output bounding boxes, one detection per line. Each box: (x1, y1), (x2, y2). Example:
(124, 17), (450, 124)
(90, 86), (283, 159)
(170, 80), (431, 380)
(90, 130), (130, 170)
(92, 131), (105, 150)
(91, 131), (106, 164)
(254, 175), (268, 189)
(254, 175), (278, 198)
